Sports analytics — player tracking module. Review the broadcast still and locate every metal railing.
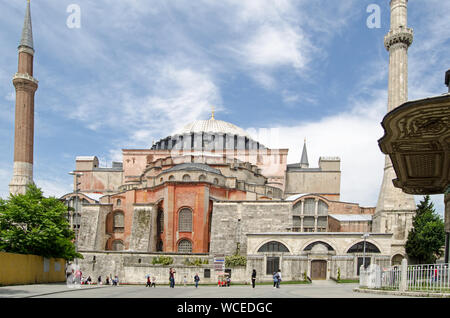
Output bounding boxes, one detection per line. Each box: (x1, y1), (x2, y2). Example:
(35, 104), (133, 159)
(360, 262), (450, 293)
(407, 264), (450, 292)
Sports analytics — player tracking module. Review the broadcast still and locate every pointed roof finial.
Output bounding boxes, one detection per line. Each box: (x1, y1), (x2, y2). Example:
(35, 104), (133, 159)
(300, 138), (309, 168)
(211, 106), (215, 120)
(19, 0), (34, 50)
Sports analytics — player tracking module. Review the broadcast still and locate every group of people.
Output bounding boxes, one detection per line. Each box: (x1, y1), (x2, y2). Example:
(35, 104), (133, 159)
(250, 269), (282, 289)
(146, 268), (201, 288)
(103, 275), (120, 286)
(142, 268), (282, 289)
(66, 267), (119, 287)
(145, 275), (157, 287)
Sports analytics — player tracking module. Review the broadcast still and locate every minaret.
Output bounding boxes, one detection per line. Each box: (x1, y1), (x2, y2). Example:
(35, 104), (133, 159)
(373, 1), (416, 237)
(9, 0), (38, 195)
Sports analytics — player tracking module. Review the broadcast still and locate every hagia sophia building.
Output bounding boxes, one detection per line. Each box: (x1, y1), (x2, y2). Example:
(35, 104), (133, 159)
(10, 1), (417, 282)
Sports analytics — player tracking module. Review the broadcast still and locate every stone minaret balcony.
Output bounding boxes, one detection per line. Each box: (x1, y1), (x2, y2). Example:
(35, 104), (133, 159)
(384, 26), (414, 51)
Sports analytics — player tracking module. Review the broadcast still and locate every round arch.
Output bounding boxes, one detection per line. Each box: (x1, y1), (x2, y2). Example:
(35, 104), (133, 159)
(257, 240), (291, 253)
(177, 238), (193, 253)
(303, 241), (335, 252)
(391, 254), (405, 266)
(346, 241), (381, 254)
(300, 238), (338, 254)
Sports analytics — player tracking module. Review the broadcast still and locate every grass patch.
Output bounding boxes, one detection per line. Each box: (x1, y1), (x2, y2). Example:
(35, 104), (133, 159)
(336, 279), (359, 284)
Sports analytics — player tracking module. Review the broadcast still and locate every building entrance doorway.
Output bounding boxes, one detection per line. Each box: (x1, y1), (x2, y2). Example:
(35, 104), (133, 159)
(311, 260), (327, 280)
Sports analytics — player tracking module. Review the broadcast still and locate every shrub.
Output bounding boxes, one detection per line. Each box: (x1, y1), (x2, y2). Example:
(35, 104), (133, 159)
(225, 255), (246, 267)
(183, 258), (207, 266)
(152, 256), (173, 265)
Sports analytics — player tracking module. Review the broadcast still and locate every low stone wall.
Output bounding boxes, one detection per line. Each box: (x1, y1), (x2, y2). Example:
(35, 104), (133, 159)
(77, 251), (250, 285)
(0, 252), (66, 286)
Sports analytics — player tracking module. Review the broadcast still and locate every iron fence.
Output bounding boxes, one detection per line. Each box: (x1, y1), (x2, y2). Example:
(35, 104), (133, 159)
(360, 263), (450, 293)
(406, 264), (450, 292)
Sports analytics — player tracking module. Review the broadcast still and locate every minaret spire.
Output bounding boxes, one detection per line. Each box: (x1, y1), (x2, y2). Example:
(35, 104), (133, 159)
(300, 138), (309, 168)
(373, 0), (416, 237)
(20, 0), (34, 51)
(9, 0), (38, 195)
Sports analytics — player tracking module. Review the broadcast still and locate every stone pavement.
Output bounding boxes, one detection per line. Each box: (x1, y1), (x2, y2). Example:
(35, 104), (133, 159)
(0, 280), (413, 298)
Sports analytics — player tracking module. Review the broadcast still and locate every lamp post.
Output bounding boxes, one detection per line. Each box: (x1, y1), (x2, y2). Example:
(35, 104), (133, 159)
(362, 233), (370, 269)
(69, 171), (83, 265)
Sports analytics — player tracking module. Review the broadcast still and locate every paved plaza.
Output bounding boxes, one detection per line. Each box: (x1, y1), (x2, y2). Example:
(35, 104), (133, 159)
(0, 280), (411, 298)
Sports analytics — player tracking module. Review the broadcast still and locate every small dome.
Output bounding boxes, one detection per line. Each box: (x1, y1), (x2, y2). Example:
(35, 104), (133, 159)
(174, 118), (251, 138)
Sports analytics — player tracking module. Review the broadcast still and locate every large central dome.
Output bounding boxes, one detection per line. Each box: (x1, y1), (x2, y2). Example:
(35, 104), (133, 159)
(175, 118), (251, 138)
(151, 116), (265, 151)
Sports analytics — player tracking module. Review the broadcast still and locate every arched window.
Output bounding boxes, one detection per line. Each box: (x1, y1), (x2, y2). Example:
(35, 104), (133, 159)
(318, 200), (328, 216)
(112, 240), (124, 251)
(213, 178), (219, 185)
(178, 208), (193, 232)
(116, 199), (121, 206)
(199, 174), (207, 182)
(257, 241), (290, 253)
(347, 241), (380, 253)
(169, 175), (175, 181)
(304, 241), (334, 252)
(182, 174), (191, 181)
(113, 211), (124, 232)
(178, 239), (192, 253)
(304, 198), (315, 215)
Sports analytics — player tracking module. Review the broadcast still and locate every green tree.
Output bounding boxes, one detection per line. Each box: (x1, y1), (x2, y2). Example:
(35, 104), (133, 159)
(0, 184), (82, 260)
(405, 195), (445, 264)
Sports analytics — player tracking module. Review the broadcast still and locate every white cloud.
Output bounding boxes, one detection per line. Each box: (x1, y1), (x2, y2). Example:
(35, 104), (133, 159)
(241, 25), (309, 70)
(250, 92), (386, 207)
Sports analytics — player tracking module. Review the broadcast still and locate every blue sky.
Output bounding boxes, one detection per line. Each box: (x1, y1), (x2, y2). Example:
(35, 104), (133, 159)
(0, 0), (448, 215)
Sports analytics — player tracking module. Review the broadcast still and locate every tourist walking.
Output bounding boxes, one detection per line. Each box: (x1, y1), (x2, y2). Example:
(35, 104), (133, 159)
(146, 275), (151, 287)
(251, 269), (257, 288)
(276, 269), (282, 288)
(151, 276), (156, 288)
(169, 268), (176, 288)
(273, 272), (278, 288)
(194, 273), (200, 288)
(97, 276), (102, 285)
(183, 275), (187, 287)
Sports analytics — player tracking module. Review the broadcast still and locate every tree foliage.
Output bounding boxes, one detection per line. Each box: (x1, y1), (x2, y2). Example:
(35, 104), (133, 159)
(405, 195), (445, 264)
(0, 184), (82, 260)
